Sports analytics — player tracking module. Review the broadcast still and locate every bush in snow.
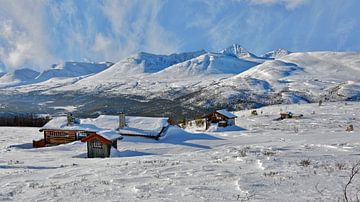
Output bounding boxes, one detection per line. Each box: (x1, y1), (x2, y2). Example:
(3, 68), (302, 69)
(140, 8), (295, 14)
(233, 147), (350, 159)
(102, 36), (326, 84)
(299, 159), (311, 167)
(345, 124), (354, 132)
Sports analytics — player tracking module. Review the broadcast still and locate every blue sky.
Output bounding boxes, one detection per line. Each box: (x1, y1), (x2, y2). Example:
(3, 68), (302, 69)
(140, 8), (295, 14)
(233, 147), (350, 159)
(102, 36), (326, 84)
(0, 0), (359, 71)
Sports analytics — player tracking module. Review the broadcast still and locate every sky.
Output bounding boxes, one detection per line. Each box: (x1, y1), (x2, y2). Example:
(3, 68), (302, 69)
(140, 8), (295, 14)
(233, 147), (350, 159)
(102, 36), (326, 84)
(0, 0), (359, 72)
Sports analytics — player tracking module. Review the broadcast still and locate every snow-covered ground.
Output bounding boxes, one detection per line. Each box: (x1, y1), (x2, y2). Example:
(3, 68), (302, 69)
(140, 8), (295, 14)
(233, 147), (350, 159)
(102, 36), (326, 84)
(0, 101), (359, 201)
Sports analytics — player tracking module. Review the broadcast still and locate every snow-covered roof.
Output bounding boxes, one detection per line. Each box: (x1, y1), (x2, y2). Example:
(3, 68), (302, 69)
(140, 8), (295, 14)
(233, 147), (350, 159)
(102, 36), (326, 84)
(97, 130), (122, 141)
(41, 115), (170, 137)
(40, 117), (102, 132)
(216, 109), (237, 119)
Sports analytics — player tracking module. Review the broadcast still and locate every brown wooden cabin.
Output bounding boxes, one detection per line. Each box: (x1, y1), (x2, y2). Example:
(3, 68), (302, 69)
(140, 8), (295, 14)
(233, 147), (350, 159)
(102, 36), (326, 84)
(280, 112), (293, 119)
(279, 112), (303, 120)
(81, 131), (122, 158)
(34, 114), (173, 148)
(204, 109), (237, 127)
(34, 129), (95, 148)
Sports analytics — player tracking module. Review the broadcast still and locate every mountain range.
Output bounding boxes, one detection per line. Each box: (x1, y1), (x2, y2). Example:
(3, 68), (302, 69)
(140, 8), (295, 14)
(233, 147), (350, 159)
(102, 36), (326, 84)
(0, 44), (359, 118)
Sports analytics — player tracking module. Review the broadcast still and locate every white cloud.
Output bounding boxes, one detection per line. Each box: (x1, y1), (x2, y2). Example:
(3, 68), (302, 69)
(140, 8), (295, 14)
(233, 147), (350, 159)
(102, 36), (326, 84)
(92, 33), (112, 53)
(248, 0), (308, 10)
(101, 0), (180, 59)
(0, 0), (57, 70)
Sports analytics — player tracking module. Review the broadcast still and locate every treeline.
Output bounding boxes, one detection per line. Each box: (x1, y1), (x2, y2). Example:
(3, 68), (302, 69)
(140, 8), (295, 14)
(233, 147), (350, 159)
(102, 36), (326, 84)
(0, 114), (51, 127)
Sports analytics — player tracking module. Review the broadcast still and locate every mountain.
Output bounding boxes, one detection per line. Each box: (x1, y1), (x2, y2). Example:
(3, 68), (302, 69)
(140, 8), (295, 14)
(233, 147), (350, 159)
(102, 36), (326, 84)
(220, 44), (256, 58)
(154, 52), (259, 76)
(49, 50), (208, 95)
(184, 51), (360, 107)
(262, 49), (291, 59)
(34, 61), (113, 82)
(50, 51), (261, 99)
(0, 68), (40, 88)
(0, 46), (359, 117)
(81, 50), (207, 79)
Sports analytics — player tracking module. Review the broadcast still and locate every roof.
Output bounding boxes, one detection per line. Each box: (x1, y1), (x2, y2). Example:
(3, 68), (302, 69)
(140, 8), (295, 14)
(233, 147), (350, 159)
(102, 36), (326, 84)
(81, 130), (122, 144)
(97, 130), (122, 141)
(216, 109), (237, 119)
(40, 115), (170, 137)
(40, 117), (102, 132)
(119, 116), (170, 137)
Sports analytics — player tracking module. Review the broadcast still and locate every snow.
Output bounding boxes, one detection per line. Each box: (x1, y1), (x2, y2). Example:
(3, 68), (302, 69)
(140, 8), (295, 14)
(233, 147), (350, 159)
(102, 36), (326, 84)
(97, 130), (122, 141)
(41, 115), (170, 137)
(34, 62), (112, 82)
(216, 109), (237, 119)
(1, 101), (359, 201)
(0, 62), (112, 90)
(0, 68), (39, 88)
(186, 51), (360, 107)
(40, 117), (101, 132)
(221, 44), (257, 58)
(0, 47), (359, 110)
(262, 48), (291, 59)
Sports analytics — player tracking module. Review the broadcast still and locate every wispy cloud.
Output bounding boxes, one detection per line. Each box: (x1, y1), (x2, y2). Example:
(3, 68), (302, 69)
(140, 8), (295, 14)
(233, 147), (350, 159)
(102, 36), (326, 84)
(248, 0), (308, 10)
(0, 0), (56, 71)
(0, 0), (358, 71)
(100, 0), (180, 59)
(0, 0), (180, 70)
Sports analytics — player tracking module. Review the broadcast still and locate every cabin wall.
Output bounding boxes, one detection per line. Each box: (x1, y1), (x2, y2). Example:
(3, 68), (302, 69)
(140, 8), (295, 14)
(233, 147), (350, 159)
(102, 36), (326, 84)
(206, 112), (228, 123)
(87, 139), (112, 158)
(227, 118), (235, 126)
(44, 130), (77, 145)
(43, 130), (94, 145)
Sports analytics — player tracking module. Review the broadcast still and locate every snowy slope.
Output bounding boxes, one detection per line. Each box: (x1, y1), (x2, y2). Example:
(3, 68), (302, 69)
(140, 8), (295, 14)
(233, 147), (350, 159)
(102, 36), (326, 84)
(0, 47), (359, 111)
(0, 62), (113, 90)
(50, 50), (259, 99)
(1, 101), (359, 201)
(80, 50), (206, 80)
(187, 51), (360, 107)
(154, 52), (259, 76)
(34, 61), (113, 82)
(262, 48), (291, 59)
(221, 44), (257, 58)
(0, 68), (39, 88)
(221, 44), (271, 63)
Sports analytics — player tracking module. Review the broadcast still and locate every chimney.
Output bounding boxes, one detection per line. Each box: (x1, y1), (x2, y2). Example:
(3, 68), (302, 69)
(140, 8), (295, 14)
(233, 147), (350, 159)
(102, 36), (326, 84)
(119, 112), (125, 129)
(67, 113), (74, 126)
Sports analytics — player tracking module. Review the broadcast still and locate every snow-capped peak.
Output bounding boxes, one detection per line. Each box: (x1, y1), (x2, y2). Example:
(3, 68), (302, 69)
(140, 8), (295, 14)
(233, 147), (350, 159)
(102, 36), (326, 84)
(112, 50), (208, 74)
(220, 44), (256, 58)
(262, 48), (291, 59)
(0, 68), (40, 88)
(34, 61), (113, 82)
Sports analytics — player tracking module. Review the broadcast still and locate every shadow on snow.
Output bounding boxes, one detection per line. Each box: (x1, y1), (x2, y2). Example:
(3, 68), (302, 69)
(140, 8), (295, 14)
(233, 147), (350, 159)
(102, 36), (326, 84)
(121, 126), (225, 150)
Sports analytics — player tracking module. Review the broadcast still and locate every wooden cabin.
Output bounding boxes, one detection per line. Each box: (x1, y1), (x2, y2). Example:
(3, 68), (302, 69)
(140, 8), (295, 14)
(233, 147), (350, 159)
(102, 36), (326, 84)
(280, 112), (293, 119)
(81, 130), (122, 158)
(34, 113), (174, 148)
(279, 112), (303, 120)
(204, 109), (237, 127)
(34, 115), (99, 148)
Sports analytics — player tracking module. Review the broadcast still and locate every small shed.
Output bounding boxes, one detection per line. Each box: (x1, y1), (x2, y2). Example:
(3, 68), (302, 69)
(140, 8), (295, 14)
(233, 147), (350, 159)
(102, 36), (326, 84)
(204, 109), (237, 127)
(280, 112), (293, 119)
(81, 130), (123, 158)
(278, 112), (303, 120)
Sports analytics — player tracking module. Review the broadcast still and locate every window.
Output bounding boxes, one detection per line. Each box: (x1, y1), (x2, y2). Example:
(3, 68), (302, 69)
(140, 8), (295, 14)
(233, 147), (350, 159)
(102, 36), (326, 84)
(92, 140), (103, 149)
(76, 132), (88, 139)
(47, 131), (69, 138)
